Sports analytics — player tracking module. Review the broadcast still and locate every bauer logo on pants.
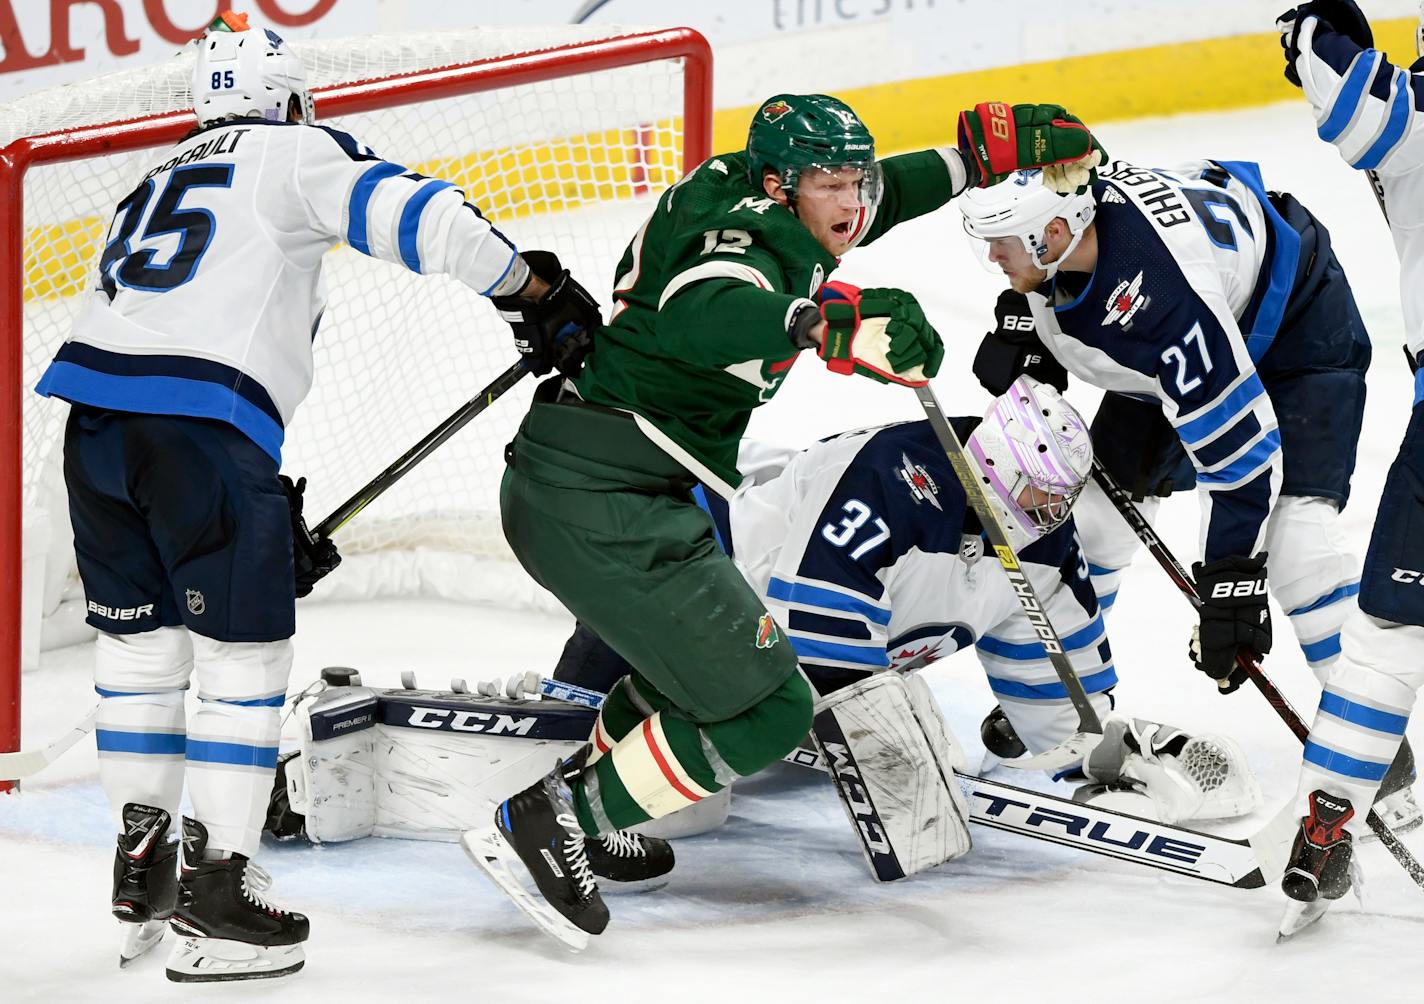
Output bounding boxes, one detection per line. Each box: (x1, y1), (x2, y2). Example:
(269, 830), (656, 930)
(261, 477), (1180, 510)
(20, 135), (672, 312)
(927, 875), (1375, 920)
(755, 612), (780, 649)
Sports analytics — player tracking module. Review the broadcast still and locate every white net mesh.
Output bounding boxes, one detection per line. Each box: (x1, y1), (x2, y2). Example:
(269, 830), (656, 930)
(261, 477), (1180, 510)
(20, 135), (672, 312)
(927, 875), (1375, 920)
(7, 25), (695, 657)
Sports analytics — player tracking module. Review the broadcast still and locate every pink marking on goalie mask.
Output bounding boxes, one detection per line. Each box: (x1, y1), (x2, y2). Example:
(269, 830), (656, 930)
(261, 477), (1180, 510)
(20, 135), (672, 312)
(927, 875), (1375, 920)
(966, 375), (1093, 552)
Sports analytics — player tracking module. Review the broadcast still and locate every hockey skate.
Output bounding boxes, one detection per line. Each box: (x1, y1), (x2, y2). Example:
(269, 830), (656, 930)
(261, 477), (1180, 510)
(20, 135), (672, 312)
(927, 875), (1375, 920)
(462, 756), (608, 952)
(586, 829), (674, 890)
(165, 818), (309, 982)
(112, 803), (178, 968)
(1278, 790), (1358, 942)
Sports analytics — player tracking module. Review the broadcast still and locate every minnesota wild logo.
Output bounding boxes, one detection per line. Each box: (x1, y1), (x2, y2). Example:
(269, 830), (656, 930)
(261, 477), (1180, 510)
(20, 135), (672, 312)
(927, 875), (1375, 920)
(762, 100), (793, 123)
(755, 612), (780, 649)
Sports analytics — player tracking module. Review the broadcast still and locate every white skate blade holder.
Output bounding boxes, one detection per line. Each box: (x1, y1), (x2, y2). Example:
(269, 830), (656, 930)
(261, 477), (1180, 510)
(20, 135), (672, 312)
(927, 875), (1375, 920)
(461, 825), (591, 953)
(165, 937), (305, 983)
(118, 919), (166, 969)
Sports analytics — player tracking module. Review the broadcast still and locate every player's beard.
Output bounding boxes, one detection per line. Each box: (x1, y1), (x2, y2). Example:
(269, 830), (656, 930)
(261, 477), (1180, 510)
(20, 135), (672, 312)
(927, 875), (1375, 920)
(1007, 265), (1047, 294)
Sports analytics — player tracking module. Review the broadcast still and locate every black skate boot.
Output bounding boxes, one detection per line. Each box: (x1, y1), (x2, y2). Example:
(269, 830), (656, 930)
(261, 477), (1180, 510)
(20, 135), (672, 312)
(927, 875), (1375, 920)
(462, 755), (609, 951)
(166, 818), (309, 982)
(586, 829), (675, 887)
(1278, 790), (1356, 941)
(113, 803), (178, 967)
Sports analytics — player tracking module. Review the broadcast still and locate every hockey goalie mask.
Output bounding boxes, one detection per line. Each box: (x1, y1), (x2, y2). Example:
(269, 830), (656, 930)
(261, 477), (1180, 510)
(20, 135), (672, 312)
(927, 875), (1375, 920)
(192, 11), (314, 127)
(960, 170), (1095, 281)
(966, 375), (1093, 551)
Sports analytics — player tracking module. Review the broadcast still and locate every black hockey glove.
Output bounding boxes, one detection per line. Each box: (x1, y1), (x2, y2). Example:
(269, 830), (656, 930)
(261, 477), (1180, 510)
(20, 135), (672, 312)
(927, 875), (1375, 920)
(972, 289), (1068, 396)
(1278, 1), (1373, 87)
(1190, 552), (1271, 695)
(492, 250), (602, 379)
(280, 474), (340, 599)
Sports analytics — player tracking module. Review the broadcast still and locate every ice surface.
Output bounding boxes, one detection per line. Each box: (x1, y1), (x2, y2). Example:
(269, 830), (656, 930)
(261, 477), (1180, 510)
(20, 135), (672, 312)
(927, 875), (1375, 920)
(5, 102), (1424, 1001)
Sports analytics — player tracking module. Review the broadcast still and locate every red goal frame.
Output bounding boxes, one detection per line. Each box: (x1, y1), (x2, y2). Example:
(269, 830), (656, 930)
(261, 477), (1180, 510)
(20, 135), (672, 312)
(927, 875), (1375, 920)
(0, 28), (713, 785)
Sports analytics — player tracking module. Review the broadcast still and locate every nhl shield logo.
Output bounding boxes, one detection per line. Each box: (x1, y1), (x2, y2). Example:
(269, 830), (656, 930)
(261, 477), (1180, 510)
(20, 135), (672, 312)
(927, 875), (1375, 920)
(185, 589), (205, 616)
(755, 612), (780, 650)
(761, 99), (793, 123)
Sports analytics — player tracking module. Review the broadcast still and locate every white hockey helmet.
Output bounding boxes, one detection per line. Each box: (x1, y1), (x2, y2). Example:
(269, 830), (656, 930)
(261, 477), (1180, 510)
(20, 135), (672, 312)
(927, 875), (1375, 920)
(192, 11), (313, 127)
(959, 169), (1096, 279)
(966, 375), (1093, 551)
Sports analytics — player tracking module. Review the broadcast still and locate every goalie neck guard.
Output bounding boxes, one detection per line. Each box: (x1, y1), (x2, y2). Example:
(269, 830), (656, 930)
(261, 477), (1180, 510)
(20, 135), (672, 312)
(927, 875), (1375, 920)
(192, 11), (314, 127)
(967, 375), (1093, 551)
(959, 169), (1095, 279)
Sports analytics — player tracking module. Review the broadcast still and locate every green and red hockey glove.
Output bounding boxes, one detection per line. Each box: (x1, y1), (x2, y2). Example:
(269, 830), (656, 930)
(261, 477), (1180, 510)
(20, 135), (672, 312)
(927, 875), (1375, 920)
(816, 282), (944, 387)
(958, 102), (1107, 194)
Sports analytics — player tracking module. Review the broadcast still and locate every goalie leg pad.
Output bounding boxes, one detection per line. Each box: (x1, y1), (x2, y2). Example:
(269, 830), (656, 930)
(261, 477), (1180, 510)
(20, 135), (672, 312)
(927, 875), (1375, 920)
(811, 673), (972, 882)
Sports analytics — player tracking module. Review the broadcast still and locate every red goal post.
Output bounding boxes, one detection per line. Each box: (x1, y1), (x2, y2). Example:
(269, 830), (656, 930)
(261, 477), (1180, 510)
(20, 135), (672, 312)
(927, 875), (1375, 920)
(0, 27), (713, 777)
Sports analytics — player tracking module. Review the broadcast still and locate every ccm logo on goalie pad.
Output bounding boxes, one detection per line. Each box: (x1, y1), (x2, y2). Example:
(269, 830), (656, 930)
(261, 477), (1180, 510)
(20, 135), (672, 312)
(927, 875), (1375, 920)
(813, 709), (904, 881)
(378, 691), (597, 742)
(1209, 581), (1267, 599)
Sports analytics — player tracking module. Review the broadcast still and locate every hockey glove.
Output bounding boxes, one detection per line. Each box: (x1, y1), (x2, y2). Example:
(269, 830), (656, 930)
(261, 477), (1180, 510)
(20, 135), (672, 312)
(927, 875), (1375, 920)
(971, 288), (1067, 395)
(492, 250), (602, 379)
(817, 282), (944, 387)
(958, 102), (1107, 194)
(1278, 1), (1373, 88)
(1189, 552), (1272, 694)
(280, 474), (340, 599)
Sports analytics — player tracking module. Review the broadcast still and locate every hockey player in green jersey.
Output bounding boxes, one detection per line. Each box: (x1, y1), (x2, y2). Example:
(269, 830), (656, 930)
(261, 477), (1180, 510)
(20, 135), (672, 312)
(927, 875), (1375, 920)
(465, 94), (1106, 949)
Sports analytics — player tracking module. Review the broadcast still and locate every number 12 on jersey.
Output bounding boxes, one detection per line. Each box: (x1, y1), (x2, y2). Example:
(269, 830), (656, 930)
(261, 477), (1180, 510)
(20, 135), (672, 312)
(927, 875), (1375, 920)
(822, 499), (890, 560)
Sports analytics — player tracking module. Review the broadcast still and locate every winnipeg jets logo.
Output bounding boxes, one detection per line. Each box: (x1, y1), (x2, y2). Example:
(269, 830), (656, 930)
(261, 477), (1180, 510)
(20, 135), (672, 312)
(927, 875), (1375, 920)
(896, 453), (941, 510)
(1101, 271), (1147, 328)
(1013, 169), (1041, 186)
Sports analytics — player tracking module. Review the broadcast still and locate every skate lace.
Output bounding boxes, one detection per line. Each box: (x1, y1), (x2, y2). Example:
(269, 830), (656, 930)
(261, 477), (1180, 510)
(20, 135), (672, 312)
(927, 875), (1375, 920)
(598, 830), (645, 858)
(557, 813), (597, 899)
(240, 862), (286, 916)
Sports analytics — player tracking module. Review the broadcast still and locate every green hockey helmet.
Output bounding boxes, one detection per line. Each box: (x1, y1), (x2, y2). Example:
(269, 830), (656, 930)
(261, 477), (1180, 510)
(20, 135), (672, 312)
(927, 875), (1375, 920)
(746, 93), (881, 204)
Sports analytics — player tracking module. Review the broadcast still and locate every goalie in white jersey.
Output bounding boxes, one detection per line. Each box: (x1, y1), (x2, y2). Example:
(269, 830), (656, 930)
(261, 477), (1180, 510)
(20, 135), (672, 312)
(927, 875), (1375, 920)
(1272, 0), (1424, 935)
(556, 377), (1262, 839)
(33, 11), (601, 982)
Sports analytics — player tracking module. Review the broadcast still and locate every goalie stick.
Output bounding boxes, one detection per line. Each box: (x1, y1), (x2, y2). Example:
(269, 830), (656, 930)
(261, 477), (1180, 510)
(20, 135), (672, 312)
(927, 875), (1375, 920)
(1088, 460), (1424, 892)
(536, 677), (1264, 888)
(913, 383), (1101, 770)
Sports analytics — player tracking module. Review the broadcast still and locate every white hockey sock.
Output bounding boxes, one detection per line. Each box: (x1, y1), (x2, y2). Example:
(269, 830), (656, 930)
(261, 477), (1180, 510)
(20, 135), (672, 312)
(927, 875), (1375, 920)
(92, 627), (194, 830)
(96, 691), (186, 830)
(187, 636), (293, 858)
(1264, 496), (1361, 682)
(1297, 612), (1422, 836)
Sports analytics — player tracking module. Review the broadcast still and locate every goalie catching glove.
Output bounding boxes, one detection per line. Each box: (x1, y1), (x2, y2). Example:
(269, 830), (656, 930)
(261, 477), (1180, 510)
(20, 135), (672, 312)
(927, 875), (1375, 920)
(493, 250), (602, 378)
(958, 102), (1107, 194)
(809, 281), (944, 387)
(280, 474), (339, 598)
(1190, 552), (1272, 694)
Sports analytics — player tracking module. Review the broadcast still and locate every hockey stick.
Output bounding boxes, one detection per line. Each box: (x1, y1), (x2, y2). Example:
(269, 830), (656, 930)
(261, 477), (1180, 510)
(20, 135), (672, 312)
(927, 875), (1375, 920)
(312, 358), (530, 541)
(0, 706), (97, 782)
(1088, 460), (1424, 890)
(914, 383), (1102, 769)
(537, 677), (1265, 887)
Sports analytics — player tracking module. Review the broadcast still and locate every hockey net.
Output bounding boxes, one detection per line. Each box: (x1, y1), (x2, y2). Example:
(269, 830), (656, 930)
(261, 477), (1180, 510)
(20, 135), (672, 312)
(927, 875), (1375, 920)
(0, 26), (712, 751)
